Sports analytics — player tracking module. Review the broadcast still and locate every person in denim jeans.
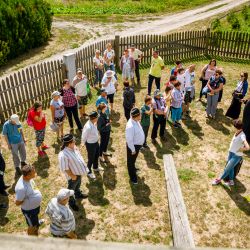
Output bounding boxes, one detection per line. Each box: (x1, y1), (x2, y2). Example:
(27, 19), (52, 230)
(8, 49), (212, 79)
(93, 50), (104, 87)
(212, 120), (249, 186)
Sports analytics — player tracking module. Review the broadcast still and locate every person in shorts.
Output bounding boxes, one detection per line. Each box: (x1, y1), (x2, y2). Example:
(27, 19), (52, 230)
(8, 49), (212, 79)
(15, 164), (43, 236)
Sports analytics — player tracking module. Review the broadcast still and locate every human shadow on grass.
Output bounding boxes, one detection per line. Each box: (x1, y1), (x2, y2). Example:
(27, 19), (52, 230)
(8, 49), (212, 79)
(107, 136), (115, 153)
(33, 154), (50, 178)
(216, 108), (233, 127)
(51, 140), (61, 154)
(223, 179), (250, 216)
(110, 111), (120, 128)
(102, 161), (117, 191)
(134, 86), (147, 93)
(129, 177), (152, 207)
(86, 173), (109, 206)
(206, 118), (230, 135)
(141, 148), (161, 170)
(171, 125), (190, 146)
(182, 118), (204, 139)
(0, 195), (9, 226)
(74, 203), (95, 240)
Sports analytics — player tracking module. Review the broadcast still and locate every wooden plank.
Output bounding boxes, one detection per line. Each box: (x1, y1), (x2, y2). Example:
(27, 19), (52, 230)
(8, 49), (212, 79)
(5, 76), (16, 115)
(9, 74), (19, 114)
(0, 79), (9, 120)
(163, 154), (195, 248)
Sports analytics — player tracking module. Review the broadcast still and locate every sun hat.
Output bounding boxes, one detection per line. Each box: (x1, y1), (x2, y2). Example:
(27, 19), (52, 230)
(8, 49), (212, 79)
(105, 70), (115, 78)
(62, 134), (74, 143)
(57, 188), (74, 201)
(10, 114), (21, 125)
(100, 88), (108, 94)
(130, 107), (140, 118)
(51, 91), (61, 98)
(89, 111), (99, 119)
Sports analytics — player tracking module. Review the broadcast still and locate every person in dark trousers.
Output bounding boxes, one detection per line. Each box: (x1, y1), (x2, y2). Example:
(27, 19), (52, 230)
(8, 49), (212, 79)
(59, 134), (89, 212)
(82, 111), (103, 180)
(97, 103), (112, 163)
(125, 108), (145, 185)
(243, 98), (250, 143)
(0, 151), (10, 196)
(123, 81), (135, 121)
(140, 95), (153, 149)
(218, 74), (226, 103)
(151, 89), (167, 143)
(60, 79), (82, 131)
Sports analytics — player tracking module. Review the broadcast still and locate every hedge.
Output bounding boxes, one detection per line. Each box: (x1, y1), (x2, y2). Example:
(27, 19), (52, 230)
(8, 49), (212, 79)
(0, 0), (53, 66)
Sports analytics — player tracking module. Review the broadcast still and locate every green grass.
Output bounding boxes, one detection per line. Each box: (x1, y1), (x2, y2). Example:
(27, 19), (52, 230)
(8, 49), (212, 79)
(211, 5), (250, 32)
(178, 168), (198, 182)
(46, 0), (217, 16)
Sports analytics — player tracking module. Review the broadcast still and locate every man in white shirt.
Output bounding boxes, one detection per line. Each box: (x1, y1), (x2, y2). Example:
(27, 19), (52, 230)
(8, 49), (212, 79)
(129, 44), (143, 86)
(125, 108), (145, 184)
(59, 134), (89, 211)
(82, 111), (103, 180)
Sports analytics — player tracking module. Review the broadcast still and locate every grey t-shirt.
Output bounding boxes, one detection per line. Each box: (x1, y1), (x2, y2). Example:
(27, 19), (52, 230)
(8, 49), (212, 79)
(15, 176), (42, 211)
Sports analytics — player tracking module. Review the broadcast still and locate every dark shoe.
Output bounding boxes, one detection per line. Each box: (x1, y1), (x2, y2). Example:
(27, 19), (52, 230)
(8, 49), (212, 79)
(131, 180), (138, 185)
(173, 123), (179, 128)
(143, 144), (149, 149)
(3, 184), (11, 190)
(75, 193), (88, 199)
(160, 136), (167, 142)
(21, 162), (27, 167)
(15, 167), (22, 176)
(70, 204), (79, 211)
(151, 138), (157, 144)
(0, 190), (8, 196)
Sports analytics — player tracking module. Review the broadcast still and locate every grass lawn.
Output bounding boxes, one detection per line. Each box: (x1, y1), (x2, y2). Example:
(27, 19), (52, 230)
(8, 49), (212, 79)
(0, 60), (250, 247)
(46, 0), (217, 16)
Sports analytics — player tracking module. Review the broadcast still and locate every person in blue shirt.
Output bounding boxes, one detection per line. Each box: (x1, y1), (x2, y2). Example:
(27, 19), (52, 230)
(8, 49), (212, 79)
(2, 114), (27, 176)
(96, 88), (110, 117)
(170, 60), (182, 76)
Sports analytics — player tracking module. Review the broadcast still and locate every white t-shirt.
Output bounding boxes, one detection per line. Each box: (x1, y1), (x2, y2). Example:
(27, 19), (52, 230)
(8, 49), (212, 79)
(93, 56), (103, 68)
(177, 73), (185, 93)
(184, 69), (195, 89)
(101, 75), (117, 95)
(129, 48), (142, 60)
(229, 131), (246, 156)
(104, 49), (115, 65)
(75, 77), (88, 97)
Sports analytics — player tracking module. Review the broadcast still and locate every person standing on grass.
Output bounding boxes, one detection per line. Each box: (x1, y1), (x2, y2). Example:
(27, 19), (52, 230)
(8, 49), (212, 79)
(0, 142), (10, 197)
(151, 89), (167, 143)
(81, 111), (103, 180)
(60, 79), (82, 132)
(45, 188), (77, 239)
(97, 103), (112, 163)
(176, 68), (186, 95)
(226, 72), (248, 120)
(218, 69), (226, 103)
(184, 64), (196, 117)
(123, 81), (135, 121)
(73, 68), (89, 118)
(59, 134), (89, 212)
(206, 69), (224, 119)
(15, 164), (43, 236)
(104, 43), (116, 74)
(141, 95), (153, 149)
(170, 60), (182, 76)
(242, 98), (250, 143)
(96, 88), (110, 116)
(101, 70), (118, 113)
(129, 44), (143, 86)
(171, 81), (184, 128)
(120, 49), (135, 86)
(2, 114), (27, 175)
(93, 50), (104, 88)
(163, 86), (172, 122)
(212, 120), (249, 187)
(126, 108), (145, 185)
(198, 59), (217, 101)
(50, 91), (66, 140)
(29, 102), (48, 157)
(148, 50), (165, 96)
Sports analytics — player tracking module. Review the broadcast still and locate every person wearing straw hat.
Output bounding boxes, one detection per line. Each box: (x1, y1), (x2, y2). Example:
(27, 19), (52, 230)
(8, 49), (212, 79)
(101, 70), (118, 113)
(50, 91), (66, 139)
(59, 134), (89, 212)
(151, 89), (167, 143)
(2, 114), (27, 176)
(125, 107), (145, 185)
(45, 188), (77, 239)
(82, 111), (103, 180)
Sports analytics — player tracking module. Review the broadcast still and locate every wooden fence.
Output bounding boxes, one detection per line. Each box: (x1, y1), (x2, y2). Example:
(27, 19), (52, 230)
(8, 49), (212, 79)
(0, 29), (249, 123)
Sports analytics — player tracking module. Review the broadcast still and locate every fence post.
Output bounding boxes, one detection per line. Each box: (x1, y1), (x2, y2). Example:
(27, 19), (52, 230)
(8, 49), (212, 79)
(205, 28), (211, 56)
(114, 35), (120, 69)
(63, 53), (76, 85)
(0, 109), (5, 124)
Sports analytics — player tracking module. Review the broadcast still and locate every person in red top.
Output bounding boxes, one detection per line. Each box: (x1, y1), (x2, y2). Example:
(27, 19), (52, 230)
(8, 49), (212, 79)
(30, 102), (48, 157)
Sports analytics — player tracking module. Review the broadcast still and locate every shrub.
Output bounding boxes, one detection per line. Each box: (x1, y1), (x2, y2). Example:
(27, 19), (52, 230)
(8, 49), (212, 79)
(211, 18), (221, 31)
(0, 0), (53, 66)
(241, 5), (249, 21)
(231, 18), (241, 30)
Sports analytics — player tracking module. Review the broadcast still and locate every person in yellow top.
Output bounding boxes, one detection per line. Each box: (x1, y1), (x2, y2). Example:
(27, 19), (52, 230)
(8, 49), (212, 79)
(148, 50), (164, 95)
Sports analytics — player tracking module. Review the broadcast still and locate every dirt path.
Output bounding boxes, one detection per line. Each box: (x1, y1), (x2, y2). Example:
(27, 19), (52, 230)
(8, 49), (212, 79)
(0, 0), (249, 77)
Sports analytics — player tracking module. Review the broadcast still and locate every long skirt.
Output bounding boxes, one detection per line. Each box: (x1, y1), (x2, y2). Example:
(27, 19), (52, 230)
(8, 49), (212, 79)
(243, 100), (250, 143)
(225, 97), (242, 120)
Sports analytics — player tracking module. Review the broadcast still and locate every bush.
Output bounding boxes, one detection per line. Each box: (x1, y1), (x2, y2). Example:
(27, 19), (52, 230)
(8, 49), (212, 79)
(0, 0), (53, 66)
(242, 5), (249, 21)
(211, 18), (221, 31)
(231, 18), (241, 30)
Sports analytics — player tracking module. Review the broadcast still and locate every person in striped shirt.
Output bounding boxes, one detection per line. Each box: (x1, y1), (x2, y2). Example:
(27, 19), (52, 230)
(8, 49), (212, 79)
(45, 188), (77, 239)
(58, 134), (89, 211)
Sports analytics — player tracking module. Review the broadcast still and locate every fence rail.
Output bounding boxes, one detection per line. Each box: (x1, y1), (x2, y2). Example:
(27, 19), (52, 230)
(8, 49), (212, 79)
(0, 29), (249, 123)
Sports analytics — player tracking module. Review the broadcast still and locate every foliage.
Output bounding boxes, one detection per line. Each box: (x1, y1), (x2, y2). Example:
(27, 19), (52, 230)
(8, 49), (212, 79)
(0, 0), (53, 66)
(211, 18), (221, 31)
(177, 168), (198, 182)
(46, 0), (217, 16)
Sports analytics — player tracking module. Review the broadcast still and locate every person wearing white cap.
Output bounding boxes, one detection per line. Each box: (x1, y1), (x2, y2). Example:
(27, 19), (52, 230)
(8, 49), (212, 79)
(50, 91), (66, 139)
(45, 188), (77, 239)
(101, 70), (118, 112)
(2, 114), (27, 176)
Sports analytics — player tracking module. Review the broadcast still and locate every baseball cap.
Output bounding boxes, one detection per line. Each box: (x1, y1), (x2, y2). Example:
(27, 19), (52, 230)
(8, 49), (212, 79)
(57, 188), (74, 201)
(51, 91), (61, 98)
(10, 114), (21, 125)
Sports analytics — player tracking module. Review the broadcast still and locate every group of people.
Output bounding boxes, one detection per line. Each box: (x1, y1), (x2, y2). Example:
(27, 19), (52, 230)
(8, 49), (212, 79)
(0, 43), (250, 239)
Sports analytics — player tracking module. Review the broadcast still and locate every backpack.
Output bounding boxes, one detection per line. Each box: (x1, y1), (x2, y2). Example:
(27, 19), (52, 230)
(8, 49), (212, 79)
(27, 108), (34, 127)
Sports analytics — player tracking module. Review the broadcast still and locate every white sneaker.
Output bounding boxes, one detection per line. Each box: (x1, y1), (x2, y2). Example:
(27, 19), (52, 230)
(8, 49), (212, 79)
(94, 166), (104, 172)
(224, 180), (234, 186)
(88, 173), (96, 179)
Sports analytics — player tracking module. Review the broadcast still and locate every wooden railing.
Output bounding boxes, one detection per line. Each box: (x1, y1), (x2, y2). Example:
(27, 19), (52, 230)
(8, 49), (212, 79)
(0, 29), (249, 123)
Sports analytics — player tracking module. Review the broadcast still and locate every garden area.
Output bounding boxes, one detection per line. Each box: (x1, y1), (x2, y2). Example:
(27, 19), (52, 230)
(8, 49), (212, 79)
(0, 60), (250, 248)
